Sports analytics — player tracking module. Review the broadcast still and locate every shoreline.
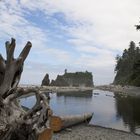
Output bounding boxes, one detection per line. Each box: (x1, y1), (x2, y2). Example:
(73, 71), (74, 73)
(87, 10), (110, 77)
(19, 85), (94, 98)
(53, 124), (140, 140)
(19, 85), (94, 92)
(95, 85), (140, 97)
(19, 85), (140, 98)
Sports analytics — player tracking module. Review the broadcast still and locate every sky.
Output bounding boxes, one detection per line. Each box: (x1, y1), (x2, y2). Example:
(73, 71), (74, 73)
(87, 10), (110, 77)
(0, 0), (140, 85)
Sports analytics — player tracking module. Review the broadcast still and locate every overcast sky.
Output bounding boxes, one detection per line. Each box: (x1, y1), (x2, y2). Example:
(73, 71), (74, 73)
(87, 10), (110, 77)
(0, 0), (140, 85)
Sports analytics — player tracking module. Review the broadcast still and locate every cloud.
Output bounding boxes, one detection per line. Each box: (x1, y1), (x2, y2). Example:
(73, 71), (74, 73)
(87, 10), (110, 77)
(1, 0), (140, 85)
(0, 1), (71, 62)
(33, 47), (71, 64)
(0, 1), (47, 49)
(52, 0), (140, 50)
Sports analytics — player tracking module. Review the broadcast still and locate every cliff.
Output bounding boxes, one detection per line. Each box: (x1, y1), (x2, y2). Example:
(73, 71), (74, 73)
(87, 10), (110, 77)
(50, 71), (94, 87)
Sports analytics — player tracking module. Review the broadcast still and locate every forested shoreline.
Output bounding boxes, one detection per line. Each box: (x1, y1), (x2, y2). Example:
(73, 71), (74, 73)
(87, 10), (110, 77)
(114, 41), (140, 86)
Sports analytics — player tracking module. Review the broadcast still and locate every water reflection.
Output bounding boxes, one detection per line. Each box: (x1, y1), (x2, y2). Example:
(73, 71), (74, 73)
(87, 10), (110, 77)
(50, 90), (93, 116)
(115, 93), (140, 133)
(57, 90), (93, 98)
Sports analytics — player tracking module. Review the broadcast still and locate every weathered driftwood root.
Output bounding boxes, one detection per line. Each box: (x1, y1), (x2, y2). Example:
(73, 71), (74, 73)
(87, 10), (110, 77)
(50, 113), (93, 132)
(0, 38), (52, 140)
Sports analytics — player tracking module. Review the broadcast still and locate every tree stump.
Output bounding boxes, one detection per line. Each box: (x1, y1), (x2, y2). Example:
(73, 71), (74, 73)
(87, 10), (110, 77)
(0, 38), (52, 140)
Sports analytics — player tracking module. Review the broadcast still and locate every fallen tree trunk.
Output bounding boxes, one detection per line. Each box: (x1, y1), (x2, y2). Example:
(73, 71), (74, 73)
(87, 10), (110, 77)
(0, 38), (52, 140)
(38, 128), (53, 140)
(50, 113), (93, 132)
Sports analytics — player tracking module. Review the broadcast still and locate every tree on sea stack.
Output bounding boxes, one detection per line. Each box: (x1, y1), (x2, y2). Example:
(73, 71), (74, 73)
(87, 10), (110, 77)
(0, 38), (52, 140)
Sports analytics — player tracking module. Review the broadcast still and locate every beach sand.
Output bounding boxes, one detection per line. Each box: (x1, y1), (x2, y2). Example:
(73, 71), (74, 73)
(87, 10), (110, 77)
(53, 124), (140, 140)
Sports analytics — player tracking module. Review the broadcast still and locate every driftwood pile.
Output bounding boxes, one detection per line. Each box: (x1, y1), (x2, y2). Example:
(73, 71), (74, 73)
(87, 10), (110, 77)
(0, 38), (52, 140)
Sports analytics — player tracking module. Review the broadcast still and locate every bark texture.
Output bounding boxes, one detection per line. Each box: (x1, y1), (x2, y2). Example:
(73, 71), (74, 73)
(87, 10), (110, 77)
(50, 113), (93, 132)
(0, 38), (51, 140)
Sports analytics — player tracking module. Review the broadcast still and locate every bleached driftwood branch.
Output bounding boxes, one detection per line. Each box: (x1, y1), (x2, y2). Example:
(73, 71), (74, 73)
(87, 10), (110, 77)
(0, 38), (52, 140)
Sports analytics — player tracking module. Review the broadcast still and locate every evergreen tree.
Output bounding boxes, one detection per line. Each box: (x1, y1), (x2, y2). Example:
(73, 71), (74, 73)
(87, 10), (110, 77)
(114, 41), (140, 86)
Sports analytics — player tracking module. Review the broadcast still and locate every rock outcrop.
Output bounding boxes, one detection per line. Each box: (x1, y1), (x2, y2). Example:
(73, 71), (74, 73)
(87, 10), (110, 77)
(50, 71), (94, 87)
(50, 75), (69, 86)
(41, 73), (50, 86)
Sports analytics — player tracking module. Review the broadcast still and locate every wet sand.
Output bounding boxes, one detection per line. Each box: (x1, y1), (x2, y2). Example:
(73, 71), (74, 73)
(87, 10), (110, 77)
(53, 124), (140, 140)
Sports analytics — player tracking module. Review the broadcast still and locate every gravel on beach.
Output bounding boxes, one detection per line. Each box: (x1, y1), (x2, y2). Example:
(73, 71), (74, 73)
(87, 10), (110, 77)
(53, 124), (140, 140)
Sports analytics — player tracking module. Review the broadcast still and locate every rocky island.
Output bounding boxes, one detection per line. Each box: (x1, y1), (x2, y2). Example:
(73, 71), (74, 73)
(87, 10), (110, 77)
(42, 70), (94, 87)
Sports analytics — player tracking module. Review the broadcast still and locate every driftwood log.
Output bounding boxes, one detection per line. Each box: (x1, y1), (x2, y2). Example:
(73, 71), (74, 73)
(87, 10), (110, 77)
(50, 113), (93, 132)
(0, 38), (52, 140)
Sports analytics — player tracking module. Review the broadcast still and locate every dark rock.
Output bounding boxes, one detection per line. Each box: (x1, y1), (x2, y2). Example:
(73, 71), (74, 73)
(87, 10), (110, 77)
(50, 75), (69, 86)
(41, 73), (50, 86)
(50, 71), (94, 87)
